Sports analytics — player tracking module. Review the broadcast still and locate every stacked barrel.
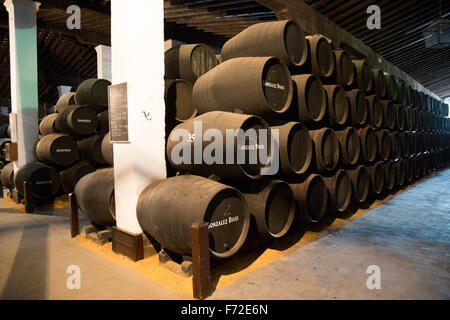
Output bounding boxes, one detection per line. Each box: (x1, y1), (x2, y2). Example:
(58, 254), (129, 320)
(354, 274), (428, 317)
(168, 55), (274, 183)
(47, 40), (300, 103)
(134, 19), (450, 260)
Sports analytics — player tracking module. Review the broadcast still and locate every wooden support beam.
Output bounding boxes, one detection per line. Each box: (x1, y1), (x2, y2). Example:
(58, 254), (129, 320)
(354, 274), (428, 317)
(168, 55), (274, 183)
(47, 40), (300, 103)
(191, 222), (212, 300)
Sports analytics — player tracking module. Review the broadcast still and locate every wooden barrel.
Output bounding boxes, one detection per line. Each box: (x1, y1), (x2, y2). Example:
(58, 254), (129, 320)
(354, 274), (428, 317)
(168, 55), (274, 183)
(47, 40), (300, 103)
(290, 174), (328, 223)
(74, 168), (116, 227)
(1, 162), (14, 188)
(331, 49), (354, 87)
(55, 92), (76, 113)
(193, 57), (292, 115)
(346, 89), (368, 127)
(75, 78), (111, 112)
(367, 162), (385, 195)
(0, 138), (11, 161)
(405, 157), (415, 183)
(407, 131), (417, 155)
(381, 100), (396, 130)
(35, 133), (78, 167)
(101, 133), (113, 166)
(393, 159), (406, 187)
(97, 110), (109, 137)
(271, 122), (312, 176)
(137, 175), (250, 258)
(323, 169), (352, 213)
(0, 123), (10, 138)
(375, 129), (391, 161)
(383, 160), (396, 191)
(304, 34), (335, 78)
(398, 81), (411, 106)
(242, 179), (295, 238)
(221, 20), (307, 68)
(323, 85), (349, 127)
(59, 161), (96, 193)
(352, 60), (373, 92)
(358, 126), (377, 163)
(14, 162), (60, 199)
(165, 79), (197, 123)
(309, 127), (340, 172)
(165, 44), (218, 83)
(388, 131), (401, 159)
(393, 104), (406, 130)
(39, 113), (58, 136)
(78, 135), (107, 167)
(167, 111), (272, 181)
(366, 95), (383, 128)
(384, 73), (399, 101)
(55, 105), (99, 137)
(347, 165), (370, 203)
(371, 68), (386, 98)
(405, 106), (414, 130)
(398, 131), (410, 157)
(335, 127), (360, 166)
(292, 74), (327, 124)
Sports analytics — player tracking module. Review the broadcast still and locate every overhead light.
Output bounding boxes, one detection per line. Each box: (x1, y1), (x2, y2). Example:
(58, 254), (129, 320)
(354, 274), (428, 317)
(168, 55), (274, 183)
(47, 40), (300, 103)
(422, 0), (449, 48)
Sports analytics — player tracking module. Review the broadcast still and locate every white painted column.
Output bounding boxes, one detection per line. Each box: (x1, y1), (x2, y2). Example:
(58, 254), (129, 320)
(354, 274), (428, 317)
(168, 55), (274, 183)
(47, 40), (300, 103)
(95, 45), (112, 82)
(4, 0), (40, 170)
(57, 85), (72, 96)
(111, 0), (166, 234)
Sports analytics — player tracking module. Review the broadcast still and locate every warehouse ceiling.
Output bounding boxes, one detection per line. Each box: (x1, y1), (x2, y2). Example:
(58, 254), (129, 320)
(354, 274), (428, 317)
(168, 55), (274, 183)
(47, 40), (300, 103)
(0, 0), (449, 108)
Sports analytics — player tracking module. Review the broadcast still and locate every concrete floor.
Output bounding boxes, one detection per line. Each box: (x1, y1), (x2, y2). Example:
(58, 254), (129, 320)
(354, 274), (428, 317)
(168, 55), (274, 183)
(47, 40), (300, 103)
(0, 168), (449, 300)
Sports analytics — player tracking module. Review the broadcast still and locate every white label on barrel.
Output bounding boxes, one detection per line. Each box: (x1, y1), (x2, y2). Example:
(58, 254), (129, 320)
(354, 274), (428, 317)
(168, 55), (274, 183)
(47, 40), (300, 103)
(56, 149), (72, 152)
(263, 81), (285, 90)
(77, 119), (92, 123)
(208, 215), (240, 230)
(36, 180), (52, 185)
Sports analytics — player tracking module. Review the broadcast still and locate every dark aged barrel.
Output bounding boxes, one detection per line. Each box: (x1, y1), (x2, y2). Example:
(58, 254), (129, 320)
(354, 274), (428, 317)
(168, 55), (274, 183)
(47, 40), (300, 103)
(371, 68), (386, 98)
(381, 100), (396, 130)
(323, 169), (352, 213)
(38, 104), (46, 121)
(290, 174), (328, 223)
(394, 159), (406, 187)
(367, 162), (385, 195)
(405, 106), (414, 130)
(384, 73), (399, 101)
(75, 168), (116, 227)
(358, 126), (377, 163)
(304, 34), (335, 78)
(398, 131), (410, 157)
(59, 161), (96, 193)
(335, 127), (360, 166)
(393, 104), (406, 131)
(101, 133), (113, 166)
(309, 128), (340, 172)
(366, 95), (383, 128)
(405, 157), (415, 183)
(97, 110), (109, 137)
(165, 44), (218, 83)
(242, 179), (295, 238)
(35, 134), (78, 167)
(137, 175), (250, 258)
(55, 105), (99, 137)
(55, 92), (76, 113)
(14, 162), (60, 199)
(330, 49), (354, 87)
(375, 129), (391, 161)
(1, 162), (14, 188)
(323, 85), (349, 127)
(0, 123), (10, 138)
(193, 57), (292, 115)
(407, 132), (417, 155)
(167, 111), (272, 181)
(353, 60), (373, 92)
(78, 135), (107, 167)
(398, 81), (411, 106)
(39, 113), (58, 136)
(389, 131), (401, 159)
(347, 165), (370, 203)
(346, 89), (368, 127)
(74, 78), (111, 112)
(165, 79), (197, 123)
(270, 122), (312, 176)
(0, 138), (11, 161)
(221, 20), (307, 68)
(292, 74), (327, 124)
(383, 160), (396, 191)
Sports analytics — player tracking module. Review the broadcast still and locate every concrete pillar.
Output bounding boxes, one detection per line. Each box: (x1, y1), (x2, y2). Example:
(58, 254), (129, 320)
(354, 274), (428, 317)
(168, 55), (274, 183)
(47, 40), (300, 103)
(95, 45), (112, 82)
(57, 85), (72, 96)
(111, 0), (166, 234)
(4, 0), (40, 170)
